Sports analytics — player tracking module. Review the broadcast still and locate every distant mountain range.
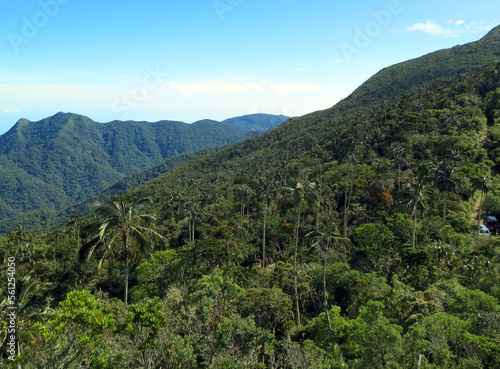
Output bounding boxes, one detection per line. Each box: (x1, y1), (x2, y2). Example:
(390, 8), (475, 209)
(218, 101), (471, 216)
(0, 112), (289, 233)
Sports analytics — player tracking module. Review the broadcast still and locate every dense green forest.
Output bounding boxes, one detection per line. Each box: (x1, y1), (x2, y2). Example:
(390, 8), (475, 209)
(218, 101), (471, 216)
(0, 113), (289, 234)
(1, 27), (500, 369)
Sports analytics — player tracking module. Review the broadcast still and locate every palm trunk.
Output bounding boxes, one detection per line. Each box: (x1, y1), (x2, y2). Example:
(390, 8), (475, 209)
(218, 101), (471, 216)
(124, 232), (130, 306)
(124, 256), (129, 306)
(343, 160), (356, 238)
(411, 210), (417, 249)
(442, 193), (447, 221)
(343, 163), (351, 239)
(192, 217), (195, 242)
(262, 199), (267, 268)
(324, 241), (333, 335)
(240, 202), (244, 230)
(477, 187), (485, 238)
(316, 198), (321, 231)
(293, 205), (301, 327)
(398, 161), (401, 190)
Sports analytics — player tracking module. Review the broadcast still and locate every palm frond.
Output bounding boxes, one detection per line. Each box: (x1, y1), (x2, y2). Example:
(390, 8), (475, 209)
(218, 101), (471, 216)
(97, 251), (110, 275)
(130, 227), (154, 256)
(132, 226), (166, 254)
(19, 279), (50, 312)
(79, 235), (101, 261)
(135, 226), (166, 243)
(131, 197), (153, 215)
(138, 214), (156, 225)
(95, 199), (120, 218)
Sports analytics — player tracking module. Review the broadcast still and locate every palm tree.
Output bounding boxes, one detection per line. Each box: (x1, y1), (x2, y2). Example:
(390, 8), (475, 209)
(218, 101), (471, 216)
(256, 175), (274, 268)
(406, 178), (428, 248)
(66, 215), (84, 249)
(305, 225), (351, 337)
(432, 161), (459, 221)
(391, 143), (407, 190)
(286, 180), (316, 326)
(183, 198), (200, 243)
(79, 197), (165, 306)
(234, 184), (253, 232)
(343, 145), (360, 238)
(6, 226), (31, 261)
(163, 191), (181, 223)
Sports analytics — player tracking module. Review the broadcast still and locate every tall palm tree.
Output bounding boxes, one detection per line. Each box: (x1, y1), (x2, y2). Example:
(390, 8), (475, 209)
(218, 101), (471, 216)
(391, 143), (407, 190)
(305, 225), (351, 337)
(343, 146), (360, 238)
(406, 178), (428, 248)
(432, 161), (459, 221)
(183, 198), (200, 243)
(286, 180), (316, 326)
(79, 197), (165, 306)
(256, 176), (274, 268)
(66, 215), (84, 249)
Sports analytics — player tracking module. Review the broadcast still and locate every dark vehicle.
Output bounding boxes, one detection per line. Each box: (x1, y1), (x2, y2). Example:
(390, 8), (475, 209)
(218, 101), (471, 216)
(485, 216), (500, 235)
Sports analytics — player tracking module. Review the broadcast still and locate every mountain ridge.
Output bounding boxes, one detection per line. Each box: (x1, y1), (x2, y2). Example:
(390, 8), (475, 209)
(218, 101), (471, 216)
(332, 24), (500, 112)
(0, 112), (289, 233)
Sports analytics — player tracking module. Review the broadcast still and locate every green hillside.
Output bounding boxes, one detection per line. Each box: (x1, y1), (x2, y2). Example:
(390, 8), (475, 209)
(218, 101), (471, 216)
(0, 113), (288, 233)
(223, 113), (291, 131)
(1, 27), (500, 368)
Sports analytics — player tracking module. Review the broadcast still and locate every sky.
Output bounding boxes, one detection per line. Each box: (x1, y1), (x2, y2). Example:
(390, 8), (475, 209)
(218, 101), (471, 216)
(0, 0), (499, 134)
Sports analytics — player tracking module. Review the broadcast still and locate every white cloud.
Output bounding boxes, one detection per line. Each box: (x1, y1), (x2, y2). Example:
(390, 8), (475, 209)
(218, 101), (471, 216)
(407, 20), (459, 37)
(0, 78), (335, 127)
(407, 19), (498, 37)
(0, 83), (121, 103)
(165, 80), (330, 97)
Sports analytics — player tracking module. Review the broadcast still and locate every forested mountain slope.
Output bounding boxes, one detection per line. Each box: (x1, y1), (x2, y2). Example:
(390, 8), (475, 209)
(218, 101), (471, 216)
(0, 112), (288, 233)
(121, 25), (500, 368)
(223, 113), (291, 132)
(1, 27), (500, 368)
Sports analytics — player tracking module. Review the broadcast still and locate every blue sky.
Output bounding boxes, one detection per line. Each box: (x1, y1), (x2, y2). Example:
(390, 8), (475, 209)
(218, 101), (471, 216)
(0, 0), (499, 134)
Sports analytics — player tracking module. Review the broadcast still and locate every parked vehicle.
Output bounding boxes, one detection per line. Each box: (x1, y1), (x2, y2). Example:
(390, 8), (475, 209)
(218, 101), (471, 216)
(479, 224), (490, 236)
(485, 216), (500, 235)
